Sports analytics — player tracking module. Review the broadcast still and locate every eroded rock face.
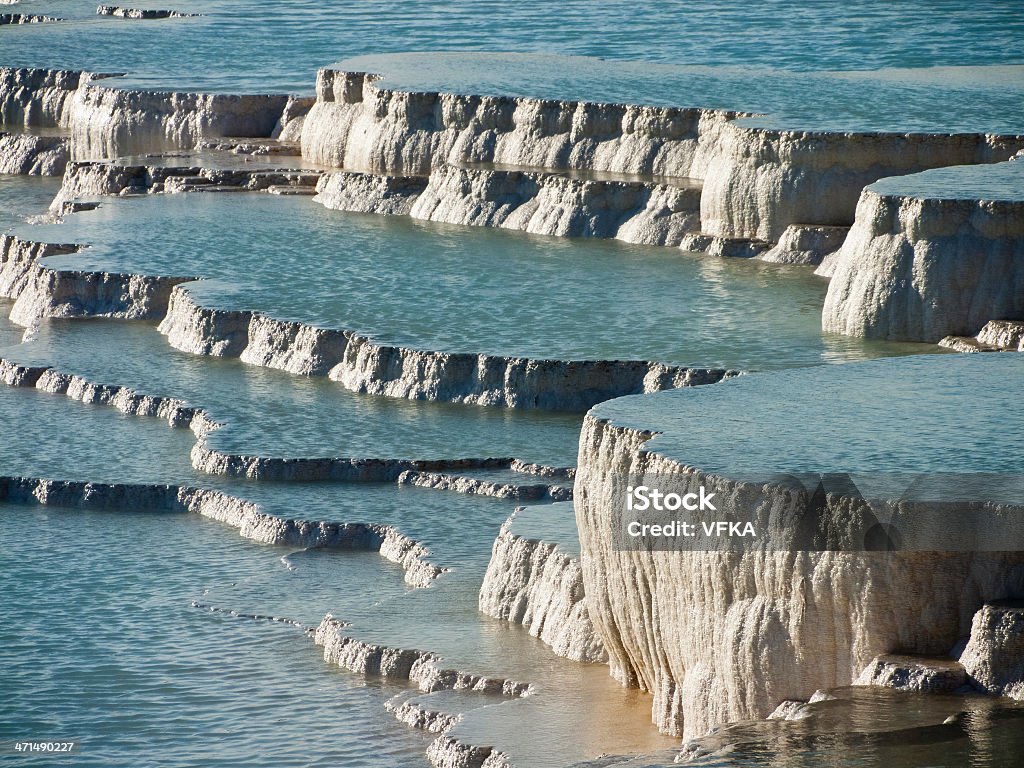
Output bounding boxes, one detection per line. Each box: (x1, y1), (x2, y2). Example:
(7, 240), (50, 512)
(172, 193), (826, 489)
(574, 414), (1024, 738)
(301, 69), (740, 178)
(0, 13), (61, 24)
(0, 66), (290, 159)
(0, 475), (444, 586)
(95, 6), (197, 19)
(759, 224), (849, 266)
(157, 285), (733, 411)
(940, 320), (1024, 353)
(480, 507), (607, 663)
(0, 133), (69, 175)
(960, 602), (1024, 700)
(409, 165), (701, 247)
(822, 181), (1024, 342)
(854, 654), (967, 694)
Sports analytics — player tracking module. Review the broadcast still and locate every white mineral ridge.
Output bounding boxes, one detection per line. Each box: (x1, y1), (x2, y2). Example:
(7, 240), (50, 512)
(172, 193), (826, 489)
(822, 180), (1024, 342)
(157, 284), (731, 411)
(1, 66), (289, 159)
(699, 123), (1024, 241)
(960, 602), (1024, 700)
(0, 133), (69, 175)
(574, 414), (1024, 737)
(407, 164), (701, 247)
(0, 475), (443, 586)
(479, 507), (607, 663)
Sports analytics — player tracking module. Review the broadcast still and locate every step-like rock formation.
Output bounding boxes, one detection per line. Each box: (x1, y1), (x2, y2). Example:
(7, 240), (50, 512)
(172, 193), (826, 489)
(314, 614), (531, 695)
(0, 132), (69, 175)
(396, 470), (571, 501)
(940, 320), (1024, 353)
(758, 224), (848, 266)
(314, 170), (426, 215)
(301, 69), (742, 179)
(700, 122), (1024, 242)
(0, 233), (196, 326)
(4, 237), (735, 410)
(854, 654), (968, 694)
(54, 160), (321, 207)
(96, 5), (198, 19)
(480, 505), (606, 663)
(0, 13), (61, 24)
(0, 475), (445, 586)
(158, 284), (734, 411)
(0, 66), (290, 159)
(574, 355), (1024, 738)
(822, 161), (1024, 342)
(960, 601), (1024, 700)
(408, 165), (701, 247)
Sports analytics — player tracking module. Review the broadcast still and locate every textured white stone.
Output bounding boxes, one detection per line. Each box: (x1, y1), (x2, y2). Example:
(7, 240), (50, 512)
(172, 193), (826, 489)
(479, 508), (606, 663)
(822, 187), (1024, 341)
(301, 69), (739, 179)
(700, 122), (1024, 241)
(574, 415), (1024, 737)
(759, 224), (849, 265)
(960, 602), (1024, 700)
(853, 654), (967, 693)
(0, 132), (69, 175)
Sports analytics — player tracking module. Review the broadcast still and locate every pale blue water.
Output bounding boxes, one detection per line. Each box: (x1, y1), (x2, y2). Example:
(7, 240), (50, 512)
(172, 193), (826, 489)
(599, 353), (1024, 478)
(3, 4), (1024, 765)
(343, 54), (1024, 134)
(22, 193), (931, 370)
(0, 175), (59, 231)
(2, 2), (1022, 133)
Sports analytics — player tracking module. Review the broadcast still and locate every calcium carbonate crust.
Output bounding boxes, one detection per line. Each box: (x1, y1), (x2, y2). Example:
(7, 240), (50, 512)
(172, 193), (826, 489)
(823, 183), (1024, 341)
(479, 509), (607, 663)
(0, 474), (444, 586)
(574, 413), (1024, 738)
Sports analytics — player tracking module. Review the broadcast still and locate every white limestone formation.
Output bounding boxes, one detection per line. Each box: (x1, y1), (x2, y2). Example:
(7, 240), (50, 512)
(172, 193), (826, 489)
(759, 224), (848, 266)
(823, 165), (1024, 341)
(479, 506), (606, 663)
(96, 6), (198, 19)
(700, 122), (1024, 241)
(396, 470), (571, 502)
(0, 66), (289, 159)
(158, 285), (732, 411)
(574, 414), (1024, 737)
(314, 614), (531, 696)
(406, 164), (700, 246)
(939, 320), (1024, 353)
(854, 654), (968, 694)
(0, 475), (445, 586)
(300, 69), (740, 178)
(313, 171), (426, 215)
(0, 13), (61, 23)
(960, 602), (1024, 700)
(53, 160), (321, 208)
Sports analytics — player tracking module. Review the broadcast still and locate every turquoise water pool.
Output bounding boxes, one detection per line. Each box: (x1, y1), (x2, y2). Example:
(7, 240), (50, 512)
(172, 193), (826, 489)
(23, 193), (930, 370)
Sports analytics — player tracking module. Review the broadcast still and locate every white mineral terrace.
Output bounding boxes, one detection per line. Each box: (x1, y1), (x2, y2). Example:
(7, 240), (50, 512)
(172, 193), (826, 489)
(1, 32), (1023, 768)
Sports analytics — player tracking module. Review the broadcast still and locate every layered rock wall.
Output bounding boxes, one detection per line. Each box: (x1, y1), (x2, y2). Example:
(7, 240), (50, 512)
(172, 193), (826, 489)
(822, 182), (1024, 341)
(574, 414), (1024, 737)
(480, 509), (606, 663)
(301, 69), (739, 178)
(700, 123), (1024, 241)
